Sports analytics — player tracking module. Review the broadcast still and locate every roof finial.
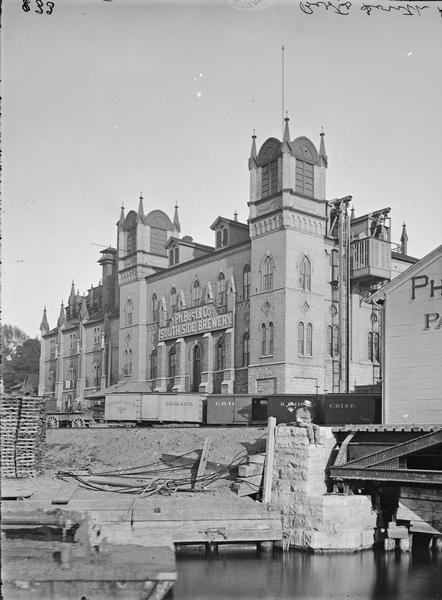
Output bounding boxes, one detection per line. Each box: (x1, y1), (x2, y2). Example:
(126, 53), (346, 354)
(173, 203), (181, 234)
(138, 193), (145, 220)
(40, 306), (49, 334)
(249, 130), (257, 170)
(319, 127), (328, 167)
(283, 113), (290, 145)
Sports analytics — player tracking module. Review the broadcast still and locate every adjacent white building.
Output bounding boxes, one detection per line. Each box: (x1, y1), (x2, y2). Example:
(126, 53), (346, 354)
(371, 245), (442, 424)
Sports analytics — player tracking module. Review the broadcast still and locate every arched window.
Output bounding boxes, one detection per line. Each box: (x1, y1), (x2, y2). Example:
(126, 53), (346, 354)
(327, 325), (333, 356)
(299, 256), (311, 291)
(128, 349), (132, 375)
(169, 249), (174, 266)
(150, 350), (157, 380)
(168, 345), (176, 379)
(152, 293), (158, 322)
(243, 265), (251, 300)
(222, 228), (228, 246)
(174, 246), (179, 264)
(268, 322), (274, 355)
(298, 322), (305, 355)
(306, 323), (313, 356)
(217, 272), (226, 306)
(216, 229), (222, 248)
(368, 332), (373, 362)
(216, 336), (225, 371)
(170, 287), (177, 312)
(261, 323), (267, 356)
(263, 255), (274, 291)
(192, 280), (201, 306)
(242, 332), (250, 367)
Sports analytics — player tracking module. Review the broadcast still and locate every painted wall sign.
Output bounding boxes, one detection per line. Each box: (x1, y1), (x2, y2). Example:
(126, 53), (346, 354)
(411, 274), (442, 299)
(159, 304), (233, 341)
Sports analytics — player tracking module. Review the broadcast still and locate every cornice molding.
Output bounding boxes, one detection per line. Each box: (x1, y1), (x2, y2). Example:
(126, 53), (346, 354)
(145, 241), (252, 284)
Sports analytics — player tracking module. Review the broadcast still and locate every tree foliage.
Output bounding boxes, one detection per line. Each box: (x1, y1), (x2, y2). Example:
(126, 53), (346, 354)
(1, 324), (40, 392)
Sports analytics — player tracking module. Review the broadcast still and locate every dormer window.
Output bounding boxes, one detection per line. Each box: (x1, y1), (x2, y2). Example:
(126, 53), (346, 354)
(169, 245), (180, 266)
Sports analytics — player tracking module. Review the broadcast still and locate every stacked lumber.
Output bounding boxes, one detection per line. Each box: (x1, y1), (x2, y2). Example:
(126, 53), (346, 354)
(0, 396), (46, 478)
(231, 453), (265, 497)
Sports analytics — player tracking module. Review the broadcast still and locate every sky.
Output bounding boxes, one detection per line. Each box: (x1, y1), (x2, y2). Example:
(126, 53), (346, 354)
(2, 0), (442, 337)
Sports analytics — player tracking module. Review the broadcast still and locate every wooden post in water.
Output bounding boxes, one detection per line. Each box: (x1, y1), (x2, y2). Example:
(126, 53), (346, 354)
(262, 417), (276, 504)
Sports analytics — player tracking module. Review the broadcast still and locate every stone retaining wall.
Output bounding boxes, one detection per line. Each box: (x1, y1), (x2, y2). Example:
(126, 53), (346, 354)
(271, 425), (377, 552)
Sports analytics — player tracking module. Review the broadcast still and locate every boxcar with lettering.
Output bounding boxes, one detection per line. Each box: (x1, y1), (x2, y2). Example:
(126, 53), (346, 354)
(105, 393), (203, 423)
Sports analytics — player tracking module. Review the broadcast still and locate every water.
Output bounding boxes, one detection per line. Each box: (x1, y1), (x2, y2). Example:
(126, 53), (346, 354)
(173, 546), (442, 600)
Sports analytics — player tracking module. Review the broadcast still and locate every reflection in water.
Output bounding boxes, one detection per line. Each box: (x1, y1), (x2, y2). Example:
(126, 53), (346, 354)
(174, 546), (442, 600)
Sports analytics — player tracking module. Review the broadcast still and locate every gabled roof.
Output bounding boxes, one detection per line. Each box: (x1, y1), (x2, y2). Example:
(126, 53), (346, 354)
(210, 216), (249, 231)
(370, 244), (442, 303)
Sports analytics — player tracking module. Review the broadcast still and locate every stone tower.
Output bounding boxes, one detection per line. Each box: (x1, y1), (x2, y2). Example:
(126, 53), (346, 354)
(117, 195), (177, 381)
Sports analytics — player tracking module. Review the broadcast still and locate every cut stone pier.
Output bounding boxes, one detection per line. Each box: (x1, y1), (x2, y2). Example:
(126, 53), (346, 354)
(271, 425), (377, 552)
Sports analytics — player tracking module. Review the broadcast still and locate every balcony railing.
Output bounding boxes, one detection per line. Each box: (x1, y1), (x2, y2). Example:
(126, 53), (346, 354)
(351, 238), (391, 282)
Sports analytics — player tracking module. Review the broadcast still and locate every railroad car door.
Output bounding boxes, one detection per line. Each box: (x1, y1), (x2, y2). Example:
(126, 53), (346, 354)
(251, 397), (268, 422)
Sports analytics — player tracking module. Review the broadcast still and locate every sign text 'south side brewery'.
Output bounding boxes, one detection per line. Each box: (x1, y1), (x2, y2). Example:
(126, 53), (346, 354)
(159, 305), (233, 341)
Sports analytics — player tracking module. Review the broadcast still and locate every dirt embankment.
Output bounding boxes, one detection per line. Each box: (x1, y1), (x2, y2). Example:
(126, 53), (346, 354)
(45, 426), (268, 475)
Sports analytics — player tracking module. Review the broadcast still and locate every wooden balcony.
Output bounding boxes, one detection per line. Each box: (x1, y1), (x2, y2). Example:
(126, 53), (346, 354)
(351, 237), (391, 282)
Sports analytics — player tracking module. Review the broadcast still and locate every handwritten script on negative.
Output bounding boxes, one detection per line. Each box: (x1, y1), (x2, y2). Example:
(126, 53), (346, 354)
(299, 1), (442, 17)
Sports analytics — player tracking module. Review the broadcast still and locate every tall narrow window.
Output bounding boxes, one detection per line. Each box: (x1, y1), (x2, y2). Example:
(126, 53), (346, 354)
(169, 249), (174, 266)
(192, 280), (201, 306)
(93, 363), (100, 387)
(174, 246), (179, 264)
(295, 160), (314, 197)
(261, 159), (278, 197)
(150, 350), (157, 380)
(300, 256), (311, 291)
(263, 256), (274, 291)
(125, 299), (133, 326)
(168, 345), (176, 379)
(327, 326), (333, 356)
(332, 325), (339, 357)
(170, 287), (177, 312)
(306, 323), (313, 356)
(373, 333), (380, 363)
(261, 324), (267, 356)
(127, 228), (136, 254)
(69, 366), (76, 387)
(216, 336), (225, 371)
(222, 228), (228, 246)
(216, 230), (222, 248)
(298, 322), (305, 355)
(242, 332), (250, 367)
(217, 273), (226, 306)
(152, 294), (158, 322)
(128, 349), (132, 375)
(49, 369), (55, 392)
(368, 332), (373, 362)
(243, 265), (251, 300)
(268, 322), (274, 355)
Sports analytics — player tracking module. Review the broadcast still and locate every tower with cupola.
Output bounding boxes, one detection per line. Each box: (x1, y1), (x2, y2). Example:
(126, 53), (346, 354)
(248, 117), (330, 394)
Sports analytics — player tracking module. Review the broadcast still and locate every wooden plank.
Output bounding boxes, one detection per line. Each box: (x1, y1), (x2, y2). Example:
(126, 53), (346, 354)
(51, 482), (79, 506)
(161, 452), (230, 473)
(195, 438), (211, 482)
(400, 486), (442, 502)
(262, 417), (276, 504)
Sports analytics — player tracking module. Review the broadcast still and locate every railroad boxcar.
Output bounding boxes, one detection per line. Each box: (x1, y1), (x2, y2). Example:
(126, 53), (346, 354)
(104, 392), (203, 423)
(206, 393), (381, 426)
